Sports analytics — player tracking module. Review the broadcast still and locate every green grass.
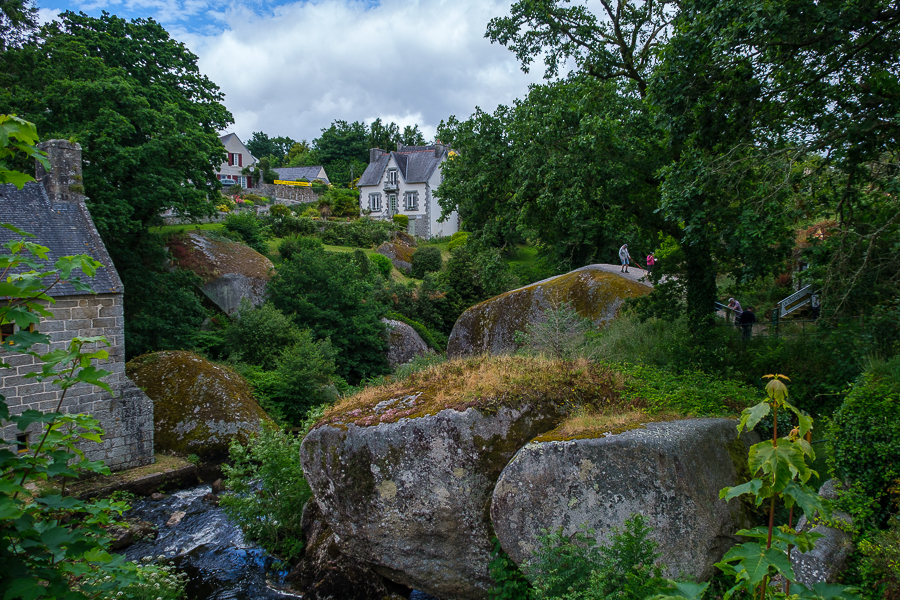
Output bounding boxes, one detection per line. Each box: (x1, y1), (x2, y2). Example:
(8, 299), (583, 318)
(149, 223), (224, 235)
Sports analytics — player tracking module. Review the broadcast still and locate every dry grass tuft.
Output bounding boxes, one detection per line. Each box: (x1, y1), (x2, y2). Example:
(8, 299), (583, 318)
(538, 408), (686, 442)
(318, 354), (635, 429)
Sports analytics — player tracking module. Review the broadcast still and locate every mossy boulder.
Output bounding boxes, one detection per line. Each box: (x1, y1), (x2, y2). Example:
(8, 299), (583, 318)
(376, 240), (416, 273)
(490, 418), (758, 581)
(167, 231), (273, 315)
(447, 264), (651, 357)
(126, 351), (271, 461)
(382, 318), (430, 368)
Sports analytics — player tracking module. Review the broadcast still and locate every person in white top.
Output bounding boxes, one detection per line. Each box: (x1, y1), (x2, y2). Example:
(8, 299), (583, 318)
(618, 244), (633, 273)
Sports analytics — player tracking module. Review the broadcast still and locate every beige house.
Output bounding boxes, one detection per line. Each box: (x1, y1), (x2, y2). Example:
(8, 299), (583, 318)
(357, 143), (459, 239)
(218, 133), (257, 189)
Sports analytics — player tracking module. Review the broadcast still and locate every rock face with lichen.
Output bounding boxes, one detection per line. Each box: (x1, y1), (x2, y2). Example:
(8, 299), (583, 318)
(299, 403), (564, 600)
(490, 419), (758, 581)
(126, 351), (271, 460)
(791, 480), (854, 585)
(382, 318), (430, 367)
(167, 231), (273, 315)
(447, 265), (651, 357)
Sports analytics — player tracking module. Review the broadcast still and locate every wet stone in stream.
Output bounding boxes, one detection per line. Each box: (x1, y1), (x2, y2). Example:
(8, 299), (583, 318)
(123, 483), (442, 600)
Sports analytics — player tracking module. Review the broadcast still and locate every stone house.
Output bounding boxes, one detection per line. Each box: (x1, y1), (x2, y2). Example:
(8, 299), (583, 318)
(273, 165), (330, 185)
(0, 140), (154, 471)
(218, 133), (257, 189)
(357, 143), (460, 239)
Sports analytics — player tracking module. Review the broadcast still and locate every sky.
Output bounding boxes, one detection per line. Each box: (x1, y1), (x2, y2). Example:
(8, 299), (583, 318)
(38, 0), (546, 145)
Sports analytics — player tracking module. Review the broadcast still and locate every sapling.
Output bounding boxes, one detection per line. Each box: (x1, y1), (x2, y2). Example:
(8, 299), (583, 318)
(651, 374), (860, 600)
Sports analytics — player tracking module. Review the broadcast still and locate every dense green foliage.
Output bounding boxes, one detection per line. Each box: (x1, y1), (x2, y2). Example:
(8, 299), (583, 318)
(268, 244), (389, 382)
(410, 245), (443, 278)
(829, 356), (900, 526)
(488, 539), (535, 600)
(369, 252), (393, 279)
(321, 218), (392, 248)
(277, 234), (324, 262)
(224, 211), (269, 254)
(519, 516), (666, 600)
(221, 423), (312, 562)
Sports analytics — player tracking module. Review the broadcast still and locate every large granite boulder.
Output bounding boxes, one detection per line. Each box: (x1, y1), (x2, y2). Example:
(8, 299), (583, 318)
(382, 318), (431, 367)
(491, 418), (758, 580)
(447, 265), (651, 357)
(167, 231), (273, 315)
(791, 480), (855, 586)
(126, 351), (271, 460)
(299, 362), (570, 600)
(287, 500), (409, 600)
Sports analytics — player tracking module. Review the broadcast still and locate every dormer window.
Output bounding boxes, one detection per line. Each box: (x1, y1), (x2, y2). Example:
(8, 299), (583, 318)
(387, 169), (398, 185)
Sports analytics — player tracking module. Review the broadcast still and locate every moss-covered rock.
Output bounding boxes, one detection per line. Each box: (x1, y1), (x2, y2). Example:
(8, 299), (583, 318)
(167, 231), (273, 315)
(376, 241), (416, 273)
(126, 351), (271, 461)
(447, 264), (651, 357)
(382, 318), (430, 368)
(490, 418), (758, 581)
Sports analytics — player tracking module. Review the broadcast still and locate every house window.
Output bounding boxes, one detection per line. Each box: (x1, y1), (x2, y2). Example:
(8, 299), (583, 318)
(387, 169), (398, 185)
(404, 191), (419, 211)
(369, 193), (382, 211)
(16, 433), (28, 454)
(228, 153), (242, 167)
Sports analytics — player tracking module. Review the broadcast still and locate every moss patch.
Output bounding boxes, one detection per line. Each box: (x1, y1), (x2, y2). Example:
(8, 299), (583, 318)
(167, 231), (273, 285)
(535, 409), (686, 442)
(127, 351), (272, 460)
(318, 355), (631, 429)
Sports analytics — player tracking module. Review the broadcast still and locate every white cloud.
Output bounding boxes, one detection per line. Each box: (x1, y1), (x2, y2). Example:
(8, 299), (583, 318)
(174, 0), (543, 144)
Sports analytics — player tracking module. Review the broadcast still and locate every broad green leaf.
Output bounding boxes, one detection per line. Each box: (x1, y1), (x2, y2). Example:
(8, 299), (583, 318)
(783, 480), (829, 520)
(649, 580), (710, 600)
(738, 401), (770, 433)
(720, 542), (794, 585)
(749, 440), (809, 492)
(721, 478), (763, 503)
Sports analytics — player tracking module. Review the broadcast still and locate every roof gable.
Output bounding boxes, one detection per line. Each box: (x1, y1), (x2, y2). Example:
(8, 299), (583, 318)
(0, 183), (123, 296)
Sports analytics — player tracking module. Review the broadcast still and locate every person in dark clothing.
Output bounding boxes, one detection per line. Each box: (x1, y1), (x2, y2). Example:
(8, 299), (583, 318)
(738, 306), (757, 340)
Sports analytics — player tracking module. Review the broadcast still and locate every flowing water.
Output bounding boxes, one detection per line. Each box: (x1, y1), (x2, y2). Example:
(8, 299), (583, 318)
(123, 483), (438, 600)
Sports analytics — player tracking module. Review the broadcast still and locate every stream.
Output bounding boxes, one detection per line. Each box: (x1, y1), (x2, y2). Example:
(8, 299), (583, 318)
(123, 483), (438, 600)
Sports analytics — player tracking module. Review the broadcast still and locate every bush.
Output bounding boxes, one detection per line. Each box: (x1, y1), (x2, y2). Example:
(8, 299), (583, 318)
(269, 204), (291, 217)
(243, 193), (265, 204)
(858, 515), (900, 600)
(272, 331), (339, 424)
(449, 231), (470, 251)
(522, 515), (666, 600)
(278, 235), (324, 262)
(321, 218), (392, 248)
(411, 245), (443, 278)
(393, 214), (409, 229)
(369, 252), (393, 278)
(220, 423), (312, 561)
(829, 355), (900, 524)
(225, 301), (303, 370)
(224, 211), (268, 254)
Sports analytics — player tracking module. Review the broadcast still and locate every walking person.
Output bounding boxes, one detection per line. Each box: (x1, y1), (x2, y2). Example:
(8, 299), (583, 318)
(619, 244), (633, 273)
(646, 252), (656, 274)
(738, 306), (757, 340)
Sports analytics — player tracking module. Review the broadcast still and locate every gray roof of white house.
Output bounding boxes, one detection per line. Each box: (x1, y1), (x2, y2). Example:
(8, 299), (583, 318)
(358, 145), (446, 187)
(0, 182), (123, 296)
(273, 166), (330, 184)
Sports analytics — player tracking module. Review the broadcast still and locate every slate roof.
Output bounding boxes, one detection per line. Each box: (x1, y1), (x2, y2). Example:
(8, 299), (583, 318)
(358, 145), (447, 187)
(273, 166), (330, 184)
(0, 182), (123, 296)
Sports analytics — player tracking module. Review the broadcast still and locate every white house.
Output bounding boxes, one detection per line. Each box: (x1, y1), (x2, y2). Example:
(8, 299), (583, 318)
(218, 133), (257, 189)
(357, 143), (459, 239)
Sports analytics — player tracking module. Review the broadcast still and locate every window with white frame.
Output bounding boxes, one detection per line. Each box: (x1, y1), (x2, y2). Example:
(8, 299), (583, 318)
(404, 191), (419, 211)
(369, 192), (382, 211)
(387, 169), (398, 185)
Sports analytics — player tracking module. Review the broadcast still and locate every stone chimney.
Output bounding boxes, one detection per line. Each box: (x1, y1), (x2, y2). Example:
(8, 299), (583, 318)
(434, 143), (449, 158)
(35, 140), (84, 203)
(369, 147), (386, 163)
